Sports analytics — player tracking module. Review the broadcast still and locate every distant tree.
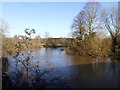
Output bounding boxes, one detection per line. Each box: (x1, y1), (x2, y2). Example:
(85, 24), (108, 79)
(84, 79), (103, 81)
(0, 19), (9, 57)
(44, 32), (50, 39)
(0, 19), (9, 38)
(44, 32), (50, 48)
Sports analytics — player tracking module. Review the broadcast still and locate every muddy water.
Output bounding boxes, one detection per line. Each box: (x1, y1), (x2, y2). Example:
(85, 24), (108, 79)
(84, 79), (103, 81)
(21, 48), (118, 67)
(3, 48), (120, 88)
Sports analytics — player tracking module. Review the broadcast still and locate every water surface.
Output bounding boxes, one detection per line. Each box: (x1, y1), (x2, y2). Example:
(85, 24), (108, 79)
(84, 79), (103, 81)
(3, 48), (120, 88)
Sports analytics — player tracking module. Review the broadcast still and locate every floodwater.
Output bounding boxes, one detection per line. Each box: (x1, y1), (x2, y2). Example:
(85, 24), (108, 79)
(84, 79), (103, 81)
(3, 48), (120, 88)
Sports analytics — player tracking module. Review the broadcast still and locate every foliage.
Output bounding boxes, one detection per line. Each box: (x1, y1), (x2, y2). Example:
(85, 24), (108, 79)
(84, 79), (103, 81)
(68, 2), (115, 58)
(67, 34), (112, 57)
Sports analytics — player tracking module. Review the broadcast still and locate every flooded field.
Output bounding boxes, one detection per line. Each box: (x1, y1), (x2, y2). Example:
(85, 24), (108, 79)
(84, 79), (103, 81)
(2, 48), (120, 88)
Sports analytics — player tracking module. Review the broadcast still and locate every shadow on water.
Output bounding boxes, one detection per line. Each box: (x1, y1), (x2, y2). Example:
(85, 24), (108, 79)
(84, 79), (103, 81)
(3, 62), (120, 88)
(2, 48), (120, 88)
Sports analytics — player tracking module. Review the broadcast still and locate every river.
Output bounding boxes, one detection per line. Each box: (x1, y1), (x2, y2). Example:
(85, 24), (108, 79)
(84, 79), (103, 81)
(3, 48), (120, 88)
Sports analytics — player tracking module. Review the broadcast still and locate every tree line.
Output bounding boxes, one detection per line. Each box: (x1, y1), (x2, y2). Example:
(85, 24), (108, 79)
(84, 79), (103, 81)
(66, 2), (120, 58)
(0, 2), (120, 58)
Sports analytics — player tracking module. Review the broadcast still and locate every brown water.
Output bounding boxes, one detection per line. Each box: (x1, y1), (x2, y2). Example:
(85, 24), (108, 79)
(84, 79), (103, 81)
(14, 48), (117, 67)
(3, 48), (120, 88)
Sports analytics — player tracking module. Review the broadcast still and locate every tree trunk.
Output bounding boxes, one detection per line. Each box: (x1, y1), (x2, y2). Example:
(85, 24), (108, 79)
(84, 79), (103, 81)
(112, 37), (117, 53)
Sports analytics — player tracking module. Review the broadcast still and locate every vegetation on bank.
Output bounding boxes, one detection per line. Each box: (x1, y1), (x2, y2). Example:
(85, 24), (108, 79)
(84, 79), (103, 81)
(2, 36), (71, 54)
(2, 29), (60, 88)
(1, 28), (71, 56)
(0, 2), (120, 59)
(66, 2), (120, 58)
(66, 37), (112, 57)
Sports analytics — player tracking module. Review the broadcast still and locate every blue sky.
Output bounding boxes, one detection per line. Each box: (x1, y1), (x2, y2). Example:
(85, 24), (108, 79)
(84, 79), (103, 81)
(2, 2), (118, 38)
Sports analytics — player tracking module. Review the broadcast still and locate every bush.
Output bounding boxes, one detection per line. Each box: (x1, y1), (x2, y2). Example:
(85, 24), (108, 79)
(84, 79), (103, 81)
(67, 35), (112, 58)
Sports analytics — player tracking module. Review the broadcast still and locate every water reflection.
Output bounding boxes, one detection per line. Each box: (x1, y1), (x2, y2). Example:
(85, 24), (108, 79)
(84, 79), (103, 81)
(3, 48), (119, 88)
(27, 48), (116, 68)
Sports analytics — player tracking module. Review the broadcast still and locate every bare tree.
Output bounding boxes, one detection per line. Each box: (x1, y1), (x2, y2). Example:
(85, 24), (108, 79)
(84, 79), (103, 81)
(83, 2), (101, 35)
(44, 32), (50, 48)
(44, 32), (50, 39)
(101, 7), (119, 53)
(0, 19), (9, 38)
(0, 19), (9, 57)
(72, 10), (86, 39)
(72, 2), (101, 39)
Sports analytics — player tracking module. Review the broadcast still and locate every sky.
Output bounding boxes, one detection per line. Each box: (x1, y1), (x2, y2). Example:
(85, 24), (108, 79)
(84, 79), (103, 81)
(2, 2), (118, 38)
